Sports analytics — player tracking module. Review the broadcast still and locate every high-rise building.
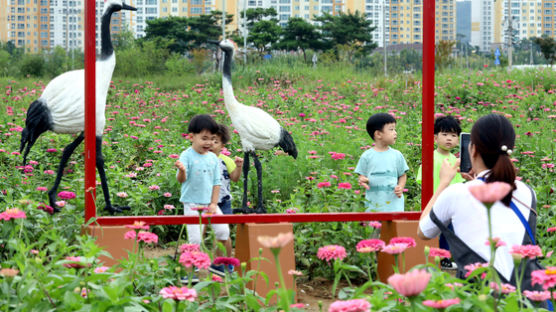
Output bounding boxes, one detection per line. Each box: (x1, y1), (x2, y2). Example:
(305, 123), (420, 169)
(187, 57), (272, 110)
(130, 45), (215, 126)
(456, 0), (471, 43)
(2, 0), (555, 53)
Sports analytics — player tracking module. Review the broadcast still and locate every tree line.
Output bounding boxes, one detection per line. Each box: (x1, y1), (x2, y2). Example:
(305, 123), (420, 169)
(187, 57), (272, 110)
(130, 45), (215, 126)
(0, 8), (555, 78)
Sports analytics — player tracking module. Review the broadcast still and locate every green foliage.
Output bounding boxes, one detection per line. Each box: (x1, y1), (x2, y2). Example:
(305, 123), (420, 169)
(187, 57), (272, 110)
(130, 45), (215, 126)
(165, 53), (195, 77)
(276, 17), (320, 63)
(533, 35), (556, 66)
(19, 53), (45, 77)
(44, 46), (68, 77)
(115, 39), (171, 77)
(0, 50), (10, 76)
(313, 11), (377, 57)
(435, 40), (455, 70)
(249, 20), (282, 53)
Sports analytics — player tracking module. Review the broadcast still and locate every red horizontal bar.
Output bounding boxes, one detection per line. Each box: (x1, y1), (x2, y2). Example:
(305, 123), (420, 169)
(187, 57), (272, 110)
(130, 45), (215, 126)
(93, 212), (422, 226)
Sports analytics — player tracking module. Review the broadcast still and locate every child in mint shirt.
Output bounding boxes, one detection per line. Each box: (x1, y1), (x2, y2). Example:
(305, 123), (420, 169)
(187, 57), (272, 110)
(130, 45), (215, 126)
(355, 113), (409, 212)
(416, 115), (465, 189)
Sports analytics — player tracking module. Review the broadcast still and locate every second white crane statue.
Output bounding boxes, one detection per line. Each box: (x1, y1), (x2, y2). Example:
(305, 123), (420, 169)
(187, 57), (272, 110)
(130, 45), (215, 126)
(218, 39), (298, 213)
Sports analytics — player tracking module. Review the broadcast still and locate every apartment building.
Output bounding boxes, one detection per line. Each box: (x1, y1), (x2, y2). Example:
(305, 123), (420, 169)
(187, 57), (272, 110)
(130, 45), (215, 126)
(2, 0), (556, 53)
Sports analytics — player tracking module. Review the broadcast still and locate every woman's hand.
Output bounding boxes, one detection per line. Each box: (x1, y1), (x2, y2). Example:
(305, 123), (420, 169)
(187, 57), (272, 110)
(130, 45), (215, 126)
(438, 158), (459, 187)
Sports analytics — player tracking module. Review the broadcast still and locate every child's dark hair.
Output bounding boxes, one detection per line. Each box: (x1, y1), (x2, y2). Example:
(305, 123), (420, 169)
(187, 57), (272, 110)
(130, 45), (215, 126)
(471, 114), (516, 206)
(215, 124), (231, 144)
(434, 115), (462, 135)
(188, 114), (218, 134)
(366, 113), (396, 140)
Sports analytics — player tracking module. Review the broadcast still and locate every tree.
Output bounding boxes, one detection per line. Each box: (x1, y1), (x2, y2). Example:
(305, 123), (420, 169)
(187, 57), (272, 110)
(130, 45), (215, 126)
(143, 16), (189, 54)
(187, 11), (233, 47)
(249, 19), (282, 53)
(313, 11), (376, 60)
(44, 46), (68, 77)
(242, 7), (277, 27)
(19, 54), (45, 77)
(435, 40), (455, 70)
(533, 35), (556, 66)
(276, 17), (320, 62)
(0, 50), (10, 77)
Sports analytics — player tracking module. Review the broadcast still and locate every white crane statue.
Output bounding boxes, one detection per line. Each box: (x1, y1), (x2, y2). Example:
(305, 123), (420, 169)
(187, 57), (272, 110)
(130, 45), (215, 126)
(19, 0), (136, 214)
(218, 39), (298, 213)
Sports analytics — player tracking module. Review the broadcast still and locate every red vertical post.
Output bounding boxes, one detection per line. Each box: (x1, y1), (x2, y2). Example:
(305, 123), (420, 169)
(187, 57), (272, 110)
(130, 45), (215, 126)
(421, 0), (435, 210)
(84, 0), (96, 222)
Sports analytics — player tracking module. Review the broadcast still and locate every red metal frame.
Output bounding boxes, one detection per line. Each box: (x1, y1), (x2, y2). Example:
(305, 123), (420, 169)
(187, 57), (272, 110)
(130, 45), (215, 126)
(84, 0), (96, 222)
(83, 0), (435, 225)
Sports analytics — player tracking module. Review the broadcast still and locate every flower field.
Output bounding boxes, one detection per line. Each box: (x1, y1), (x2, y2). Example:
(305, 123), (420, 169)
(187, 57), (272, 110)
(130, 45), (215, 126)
(0, 64), (555, 310)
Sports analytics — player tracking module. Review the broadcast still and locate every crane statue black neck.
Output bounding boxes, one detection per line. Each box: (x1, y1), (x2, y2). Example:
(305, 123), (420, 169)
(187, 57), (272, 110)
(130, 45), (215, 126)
(218, 39), (298, 214)
(19, 0), (136, 214)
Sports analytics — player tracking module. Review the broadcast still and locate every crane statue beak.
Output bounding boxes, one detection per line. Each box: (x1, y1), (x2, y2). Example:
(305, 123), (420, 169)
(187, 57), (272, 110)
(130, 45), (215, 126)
(122, 2), (137, 11)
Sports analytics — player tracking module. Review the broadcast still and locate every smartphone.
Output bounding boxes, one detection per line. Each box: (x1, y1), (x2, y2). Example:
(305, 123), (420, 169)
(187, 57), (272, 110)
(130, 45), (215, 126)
(460, 133), (472, 173)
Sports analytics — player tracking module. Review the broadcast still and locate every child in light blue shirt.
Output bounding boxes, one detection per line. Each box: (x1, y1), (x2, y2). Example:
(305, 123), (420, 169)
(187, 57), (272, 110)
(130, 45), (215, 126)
(175, 114), (231, 277)
(355, 113), (409, 212)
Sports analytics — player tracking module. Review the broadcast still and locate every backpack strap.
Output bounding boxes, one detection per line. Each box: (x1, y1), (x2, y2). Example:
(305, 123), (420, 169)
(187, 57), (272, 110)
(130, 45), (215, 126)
(428, 209), (506, 281)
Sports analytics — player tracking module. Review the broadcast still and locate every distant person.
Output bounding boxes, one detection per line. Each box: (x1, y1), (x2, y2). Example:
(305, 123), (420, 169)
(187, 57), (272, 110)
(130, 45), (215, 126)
(355, 113), (409, 212)
(312, 53), (318, 68)
(416, 115), (467, 270)
(175, 114), (230, 278)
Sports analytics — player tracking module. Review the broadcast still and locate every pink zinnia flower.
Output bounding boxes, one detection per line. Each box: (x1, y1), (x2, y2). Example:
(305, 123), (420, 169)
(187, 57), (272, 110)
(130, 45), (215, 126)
(63, 256), (85, 268)
(0, 268), (19, 277)
(328, 299), (371, 312)
(317, 181), (332, 188)
(547, 227), (556, 233)
(124, 231), (137, 240)
(191, 206), (209, 212)
(137, 231), (158, 244)
(366, 221), (382, 229)
(485, 237), (506, 248)
(317, 245), (347, 262)
(330, 152), (346, 160)
(148, 185), (160, 191)
(159, 286), (197, 301)
(164, 204), (175, 210)
(510, 245), (543, 260)
(37, 203), (54, 214)
(489, 282), (516, 294)
(94, 266), (110, 273)
(286, 208), (298, 214)
(387, 269), (431, 297)
(389, 237), (416, 248)
(291, 303), (305, 309)
(116, 192), (128, 198)
(356, 239), (385, 253)
(57, 191), (76, 199)
(213, 257), (241, 267)
(531, 267), (556, 290)
(428, 247), (451, 259)
(55, 200), (66, 207)
(338, 182), (352, 189)
(257, 232), (295, 249)
(422, 298), (461, 309)
(163, 192), (172, 197)
(212, 275), (223, 282)
(36, 186), (48, 191)
(288, 269), (303, 276)
(468, 182), (512, 204)
(463, 262), (489, 278)
(381, 243), (409, 255)
(179, 251), (211, 269)
(125, 221), (149, 230)
(179, 244), (201, 253)
(523, 290), (551, 301)
(0, 208), (27, 221)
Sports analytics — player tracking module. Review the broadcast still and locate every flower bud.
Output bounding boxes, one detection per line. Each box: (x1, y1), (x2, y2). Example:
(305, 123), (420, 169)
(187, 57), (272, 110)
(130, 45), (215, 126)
(74, 287), (81, 293)
(478, 294), (488, 302)
(174, 267), (181, 273)
(35, 257), (43, 264)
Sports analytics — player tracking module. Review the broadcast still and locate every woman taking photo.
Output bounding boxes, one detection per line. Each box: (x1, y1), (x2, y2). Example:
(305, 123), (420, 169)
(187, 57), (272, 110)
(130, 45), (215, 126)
(417, 114), (541, 289)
